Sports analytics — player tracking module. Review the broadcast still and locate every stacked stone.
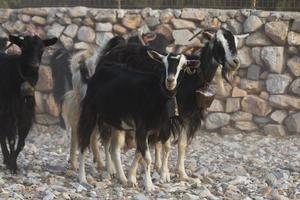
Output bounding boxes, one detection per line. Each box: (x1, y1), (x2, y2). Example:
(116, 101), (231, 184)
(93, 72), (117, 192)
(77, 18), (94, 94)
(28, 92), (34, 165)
(0, 7), (299, 134)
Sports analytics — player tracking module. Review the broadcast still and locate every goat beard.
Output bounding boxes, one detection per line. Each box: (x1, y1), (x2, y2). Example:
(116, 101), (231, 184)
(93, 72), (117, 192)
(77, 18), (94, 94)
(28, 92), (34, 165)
(215, 64), (236, 97)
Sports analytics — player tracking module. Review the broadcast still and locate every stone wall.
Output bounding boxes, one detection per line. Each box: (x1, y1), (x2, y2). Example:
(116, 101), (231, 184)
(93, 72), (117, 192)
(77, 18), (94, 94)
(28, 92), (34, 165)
(0, 7), (299, 134)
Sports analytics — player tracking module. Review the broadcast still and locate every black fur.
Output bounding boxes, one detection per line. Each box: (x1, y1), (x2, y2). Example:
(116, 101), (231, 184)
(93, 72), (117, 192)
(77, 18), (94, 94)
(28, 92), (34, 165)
(0, 35), (57, 173)
(78, 63), (176, 157)
(49, 47), (73, 104)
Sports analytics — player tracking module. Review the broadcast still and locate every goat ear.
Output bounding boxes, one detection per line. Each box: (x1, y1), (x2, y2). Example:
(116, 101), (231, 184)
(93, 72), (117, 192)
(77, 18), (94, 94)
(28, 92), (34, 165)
(203, 31), (214, 41)
(186, 60), (200, 69)
(147, 50), (164, 63)
(43, 37), (58, 47)
(9, 35), (23, 47)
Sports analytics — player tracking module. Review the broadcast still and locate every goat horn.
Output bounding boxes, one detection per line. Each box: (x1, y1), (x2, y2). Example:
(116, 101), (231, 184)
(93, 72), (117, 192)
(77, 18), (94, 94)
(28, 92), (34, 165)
(142, 32), (157, 44)
(188, 30), (203, 41)
(137, 31), (146, 46)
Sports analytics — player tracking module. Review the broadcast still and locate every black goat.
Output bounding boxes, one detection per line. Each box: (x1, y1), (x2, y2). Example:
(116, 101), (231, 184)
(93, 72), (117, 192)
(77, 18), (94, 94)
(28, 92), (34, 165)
(77, 49), (199, 192)
(0, 35), (57, 173)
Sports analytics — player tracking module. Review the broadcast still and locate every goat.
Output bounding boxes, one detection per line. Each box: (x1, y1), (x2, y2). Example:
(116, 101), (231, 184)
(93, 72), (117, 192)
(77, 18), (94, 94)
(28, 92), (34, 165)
(0, 35), (57, 173)
(61, 48), (102, 170)
(78, 48), (200, 192)
(96, 28), (246, 183)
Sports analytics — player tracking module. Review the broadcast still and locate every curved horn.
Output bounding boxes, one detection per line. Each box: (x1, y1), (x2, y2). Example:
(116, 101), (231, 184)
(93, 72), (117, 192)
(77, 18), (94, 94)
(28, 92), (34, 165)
(137, 31), (146, 46)
(188, 30), (202, 41)
(142, 32), (157, 44)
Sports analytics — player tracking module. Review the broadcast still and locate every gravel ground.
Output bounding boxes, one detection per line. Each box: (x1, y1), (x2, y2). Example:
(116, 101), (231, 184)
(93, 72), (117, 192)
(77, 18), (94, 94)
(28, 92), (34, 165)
(0, 124), (300, 200)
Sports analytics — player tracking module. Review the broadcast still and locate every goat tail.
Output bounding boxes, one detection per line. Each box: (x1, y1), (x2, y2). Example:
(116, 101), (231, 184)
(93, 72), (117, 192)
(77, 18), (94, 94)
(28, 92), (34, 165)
(101, 36), (126, 56)
(77, 99), (97, 153)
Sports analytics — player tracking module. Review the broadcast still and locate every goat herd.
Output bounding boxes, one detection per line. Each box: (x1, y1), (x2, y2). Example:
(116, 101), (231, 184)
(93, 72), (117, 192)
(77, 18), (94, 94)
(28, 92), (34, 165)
(0, 28), (247, 192)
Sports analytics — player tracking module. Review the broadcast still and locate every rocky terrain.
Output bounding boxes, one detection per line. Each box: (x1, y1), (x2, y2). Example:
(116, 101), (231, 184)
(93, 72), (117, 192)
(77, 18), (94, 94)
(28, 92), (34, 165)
(0, 124), (299, 200)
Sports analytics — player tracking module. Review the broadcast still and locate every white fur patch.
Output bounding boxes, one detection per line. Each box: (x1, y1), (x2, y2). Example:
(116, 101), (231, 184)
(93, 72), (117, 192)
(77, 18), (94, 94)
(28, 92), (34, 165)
(216, 30), (234, 62)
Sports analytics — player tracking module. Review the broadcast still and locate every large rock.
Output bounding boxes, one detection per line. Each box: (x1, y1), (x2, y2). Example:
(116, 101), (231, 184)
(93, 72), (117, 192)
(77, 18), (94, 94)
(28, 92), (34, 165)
(243, 15), (263, 33)
(247, 65), (260, 80)
(288, 31), (300, 46)
(205, 113), (230, 130)
(113, 24), (127, 34)
(290, 78), (300, 96)
(269, 95), (300, 109)
(32, 16), (46, 25)
(69, 7), (88, 17)
(172, 29), (200, 45)
(160, 9), (173, 24)
(22, 8), (48, 16)
(64, 24), (79, 38)
(270, 110), (287, 123)
(155, 24), (173, 41)
(181, 8), (205, 21)
(0, 9), (11, 23)
(96, 32), (113, 47)
(238, 47), (253, 68)
(241, 95), (272, 116)
(246, 32), (273, 46)
(264, 124), (286, 136)
(291, 19), (300, 32)
(261, 47), (284, 74)
(122, 14), (142, 29)
(171, 19), (196, 30)
(77, 26), (95, 42)
(232, 87), (247, 97)
(227, 19), (242, 34)
(47, 23), (65, 38)
(231, 111), (253, 121)
(60, 35), (73, 50)
(94, 10), (116, 23)
(287, 56), (300, 76)
(226, 98), (240, 113)
(235, 121), (258, 131)
(285, 112), (300, 133)
(265, 21), (289, 45)
(36, 67), (53, 92)
(266, 74), (292, 94)
(207, 99), (224, 112)
(96, 22), (113, 32)
(145, 17), (160, 28)
(251, 47), (263, 65)
(240, 79), (263, 93)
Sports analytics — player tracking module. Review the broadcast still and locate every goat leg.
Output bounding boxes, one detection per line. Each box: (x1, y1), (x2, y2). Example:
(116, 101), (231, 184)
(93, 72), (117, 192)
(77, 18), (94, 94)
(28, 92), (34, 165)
(104, 136), (116, 175)
(90, 128), (104, 170)
(110, 130), (127, 185)
(7, 135), (17, 174)
(128, 152), (142, 187)
(154, 142), (162, 171)
(1, 139), (9, 165)
(160, 139), (171, 183)
(176, 130), (189, 180)
(78, 149), (87, 183)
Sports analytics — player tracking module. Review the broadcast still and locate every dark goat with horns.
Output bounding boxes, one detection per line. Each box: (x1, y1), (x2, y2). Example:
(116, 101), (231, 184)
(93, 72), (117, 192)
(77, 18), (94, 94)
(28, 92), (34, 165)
(77, 47), (200, 192)
(0, 35), (57, 173)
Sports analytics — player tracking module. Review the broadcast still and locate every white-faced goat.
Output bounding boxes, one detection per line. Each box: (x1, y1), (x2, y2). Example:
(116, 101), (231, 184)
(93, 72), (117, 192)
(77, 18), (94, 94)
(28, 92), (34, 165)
(77, 47), (199, 192)
(0, 35), (57, 173)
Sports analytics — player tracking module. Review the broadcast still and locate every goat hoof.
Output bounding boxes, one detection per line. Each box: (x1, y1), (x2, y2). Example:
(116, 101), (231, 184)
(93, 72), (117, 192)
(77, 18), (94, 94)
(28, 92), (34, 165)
(119, 178), (128, 186)
(144, 183), (157, 193)
(177, 171), (189, 181)
(160, 171), (171, 183)
(128, 176), (137, 187)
